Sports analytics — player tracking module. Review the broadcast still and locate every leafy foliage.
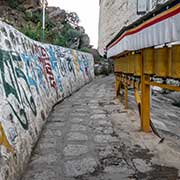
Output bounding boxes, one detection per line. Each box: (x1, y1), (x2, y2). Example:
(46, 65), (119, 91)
(53, 35), (67, 47)
(21, 22), (42, 41)
(24, 11), (42, 23)
(2, 0), (91, 50)
(65, 12), (80, 26)
(52, 24), (82, 48)
(20, 7), (90, 50)
(66, 29), (81, 44)
(22, 10), (81, 46)
(22, 11), (56, 43)
(7, 0), (19, 9)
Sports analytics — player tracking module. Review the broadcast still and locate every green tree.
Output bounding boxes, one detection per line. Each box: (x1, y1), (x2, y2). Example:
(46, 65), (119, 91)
(66, 12), (80, 26)
(7, 0), (18, 8)
(21, 22), (42, 41)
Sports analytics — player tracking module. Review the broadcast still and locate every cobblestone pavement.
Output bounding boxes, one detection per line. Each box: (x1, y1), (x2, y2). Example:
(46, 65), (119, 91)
(21, 75), (180, 180)
(127, 87), (180, 145)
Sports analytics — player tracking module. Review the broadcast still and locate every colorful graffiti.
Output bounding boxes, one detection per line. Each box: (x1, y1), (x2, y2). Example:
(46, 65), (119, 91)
(72, 50), (80, 73)
(0, 122), (14, 153)
(0, 50), (37, 130)
(0, 20), (94, 180)
(0, 123), (14, 153)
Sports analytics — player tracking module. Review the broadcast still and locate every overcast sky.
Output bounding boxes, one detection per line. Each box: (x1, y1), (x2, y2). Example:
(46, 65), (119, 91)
(47, 0), (99, 48)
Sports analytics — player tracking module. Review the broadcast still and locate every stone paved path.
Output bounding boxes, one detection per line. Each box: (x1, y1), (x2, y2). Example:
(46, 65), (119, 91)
(22, 75), (135, 180)
(21, 75), (180, 180)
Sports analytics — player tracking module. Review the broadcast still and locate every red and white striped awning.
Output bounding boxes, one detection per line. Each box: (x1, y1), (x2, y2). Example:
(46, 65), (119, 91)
(107, 1), (180, 58)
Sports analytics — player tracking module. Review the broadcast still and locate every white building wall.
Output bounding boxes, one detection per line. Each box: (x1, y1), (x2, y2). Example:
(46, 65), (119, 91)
(98, 0), (168, 55)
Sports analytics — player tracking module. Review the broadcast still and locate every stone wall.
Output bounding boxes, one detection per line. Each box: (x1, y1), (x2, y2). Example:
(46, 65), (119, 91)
(0, 21), (94, 180)
(98, 0), (168, 55)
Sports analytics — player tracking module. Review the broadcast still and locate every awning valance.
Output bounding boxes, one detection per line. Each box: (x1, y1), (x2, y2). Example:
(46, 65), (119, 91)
(107, 0), (180, 58)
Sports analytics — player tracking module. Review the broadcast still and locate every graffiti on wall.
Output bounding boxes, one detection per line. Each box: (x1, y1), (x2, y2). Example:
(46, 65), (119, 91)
(0, 122), (14, 153)
(0, 50), (37, 130)
(0, 20), (94, 161)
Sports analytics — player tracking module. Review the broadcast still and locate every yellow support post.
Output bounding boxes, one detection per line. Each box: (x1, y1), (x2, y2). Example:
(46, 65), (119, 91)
(141, 50), (151, 132)
(134, 82), (141, 105)
(113, 45), (180, 133)
(125, 76), (128, 109)
(141, 74), (151, 132)
(115, 75), (121, 97)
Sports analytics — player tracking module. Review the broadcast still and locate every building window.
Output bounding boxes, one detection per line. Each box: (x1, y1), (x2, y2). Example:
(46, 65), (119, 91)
(137, 0), (161, 14)
(149, 0), (158, 10)
(137, 0), (148, 14)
